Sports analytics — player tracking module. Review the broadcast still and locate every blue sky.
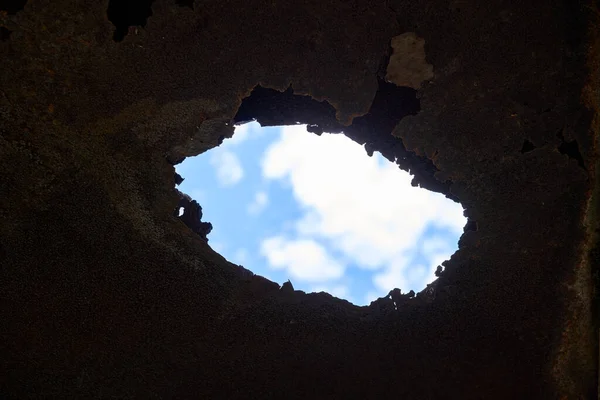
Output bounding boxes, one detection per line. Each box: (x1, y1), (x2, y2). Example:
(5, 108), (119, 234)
(176, 122), (466, 306)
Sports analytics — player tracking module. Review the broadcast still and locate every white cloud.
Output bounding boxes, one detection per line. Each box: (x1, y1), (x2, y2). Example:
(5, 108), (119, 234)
(247, 191), (269, 215)
(421, 235), (454, 256)
(405, 264), (428, 284)
(370, 239), (456, 294)
(372, 256), (411, 294)
(226, 123), (251, 145)
(188, 189), (206, 203)
(260, 236), (345, 282)
(224, 121), (264, 146)
(209, 241), (226, 254)
(364, 291), (382, 305)
(210, 150), (244, 186)
(261, 125), (466, 294)
(232, 248), (249, 265)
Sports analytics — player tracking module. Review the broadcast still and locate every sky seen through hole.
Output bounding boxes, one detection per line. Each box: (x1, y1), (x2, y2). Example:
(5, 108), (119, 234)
(176, 122), (466, 306)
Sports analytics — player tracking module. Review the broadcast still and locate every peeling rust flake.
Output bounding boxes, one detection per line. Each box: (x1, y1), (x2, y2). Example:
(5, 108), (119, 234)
(385, 32), (434, 89)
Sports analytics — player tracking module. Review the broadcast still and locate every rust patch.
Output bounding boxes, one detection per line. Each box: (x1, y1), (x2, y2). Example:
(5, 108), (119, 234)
(385, 32), (434, 89)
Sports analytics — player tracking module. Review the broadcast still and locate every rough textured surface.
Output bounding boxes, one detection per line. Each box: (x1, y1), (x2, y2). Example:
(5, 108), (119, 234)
(174, 189), (212, 242)
(0, 0), (599, 399)
(386, 32), (434, 89)
(233, 81), (460, 199)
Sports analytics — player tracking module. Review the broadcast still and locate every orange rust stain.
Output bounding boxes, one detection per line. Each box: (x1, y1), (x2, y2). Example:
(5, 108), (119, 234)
(48, 104), (54, 114)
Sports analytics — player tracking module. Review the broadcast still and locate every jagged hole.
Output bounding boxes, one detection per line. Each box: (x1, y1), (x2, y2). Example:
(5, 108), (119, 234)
(176, 127), (466, 306)
(175, 84), (467, 306)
